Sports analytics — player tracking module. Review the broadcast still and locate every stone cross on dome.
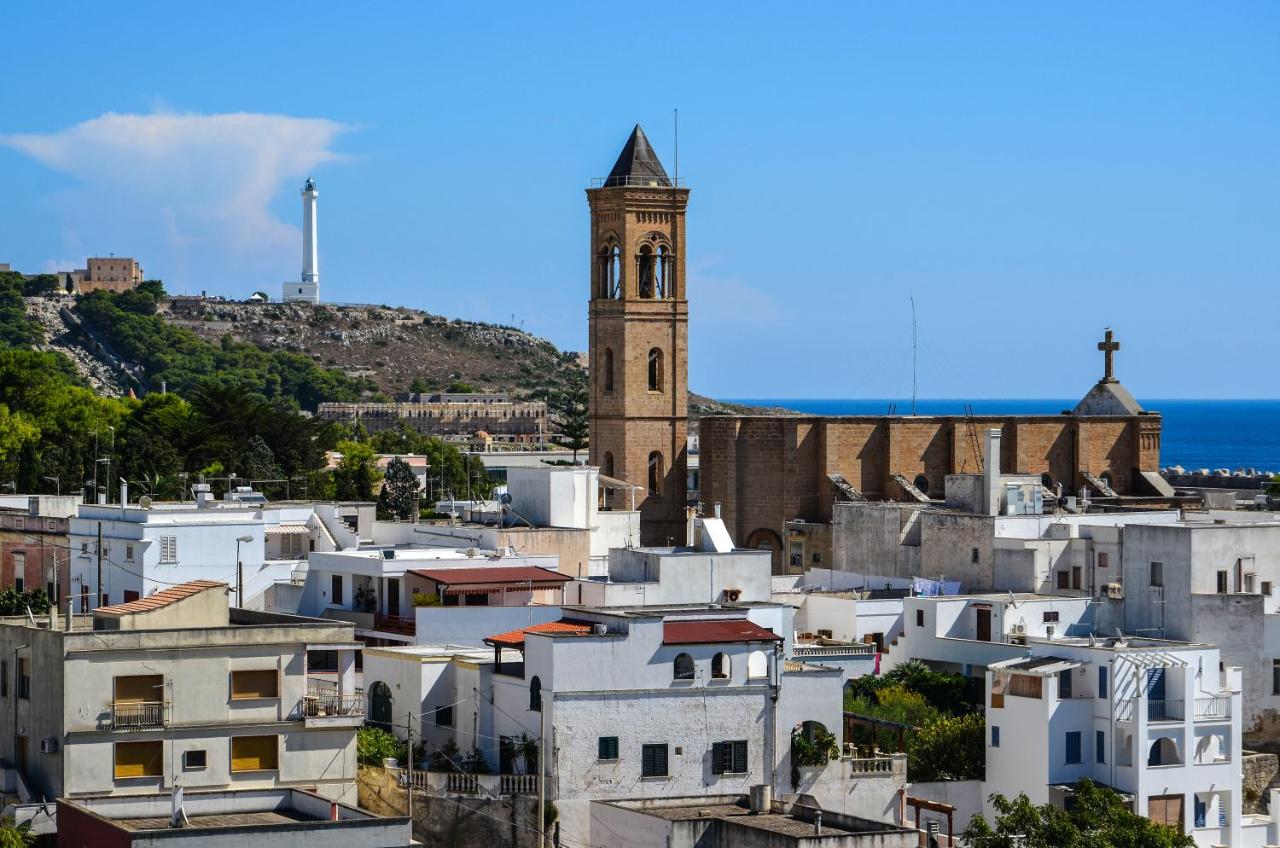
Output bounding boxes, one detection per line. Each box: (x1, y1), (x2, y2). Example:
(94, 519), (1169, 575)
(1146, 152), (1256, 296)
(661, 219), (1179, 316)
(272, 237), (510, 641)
(1098, 328), (1120, 383)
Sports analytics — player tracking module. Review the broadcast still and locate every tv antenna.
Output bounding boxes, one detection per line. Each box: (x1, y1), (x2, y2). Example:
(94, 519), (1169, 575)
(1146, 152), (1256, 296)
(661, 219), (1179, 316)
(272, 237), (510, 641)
(910, 296), (918, 416)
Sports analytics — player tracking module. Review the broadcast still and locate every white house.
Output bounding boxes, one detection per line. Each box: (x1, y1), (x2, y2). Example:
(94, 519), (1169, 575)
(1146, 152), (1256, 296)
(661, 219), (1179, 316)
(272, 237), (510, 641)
(984, 637), (1257, 847)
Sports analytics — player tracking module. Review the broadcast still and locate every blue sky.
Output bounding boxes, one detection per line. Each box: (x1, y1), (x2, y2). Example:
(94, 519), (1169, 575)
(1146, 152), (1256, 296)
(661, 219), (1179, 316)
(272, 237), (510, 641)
(3, 3), (1278, 399)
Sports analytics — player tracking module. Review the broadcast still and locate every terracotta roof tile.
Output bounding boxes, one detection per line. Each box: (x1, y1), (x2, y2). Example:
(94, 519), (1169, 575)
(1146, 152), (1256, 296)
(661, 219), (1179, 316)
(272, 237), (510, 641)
(95, 580), (226, 616)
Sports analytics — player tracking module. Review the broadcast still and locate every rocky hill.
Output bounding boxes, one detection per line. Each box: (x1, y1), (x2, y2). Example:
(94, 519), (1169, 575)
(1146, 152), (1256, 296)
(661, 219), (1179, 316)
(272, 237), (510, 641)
(160, 298), (583, 400)
(27, 294), (769, 419)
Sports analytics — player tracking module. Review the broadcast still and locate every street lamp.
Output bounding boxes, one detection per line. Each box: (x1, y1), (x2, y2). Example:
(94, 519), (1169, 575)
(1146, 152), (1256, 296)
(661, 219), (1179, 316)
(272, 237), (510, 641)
(234, 535), (254, 608)
(94, 457), (109, 504)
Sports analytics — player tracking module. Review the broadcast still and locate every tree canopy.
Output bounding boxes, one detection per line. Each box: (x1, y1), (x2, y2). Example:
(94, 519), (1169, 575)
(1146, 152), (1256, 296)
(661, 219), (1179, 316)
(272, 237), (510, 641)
(963, 781), (1195, 848)
(378, 456), (420, 520)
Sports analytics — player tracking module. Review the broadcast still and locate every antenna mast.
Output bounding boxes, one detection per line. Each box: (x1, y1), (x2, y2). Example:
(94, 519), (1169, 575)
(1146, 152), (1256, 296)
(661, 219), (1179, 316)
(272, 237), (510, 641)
(673, 108), (679, 185)
(910, 296), (918, 416)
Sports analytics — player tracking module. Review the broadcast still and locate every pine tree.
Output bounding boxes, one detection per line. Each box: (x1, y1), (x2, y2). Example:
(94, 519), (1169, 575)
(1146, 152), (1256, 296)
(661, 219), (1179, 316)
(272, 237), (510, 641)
(378, 456), (420, 520)
(552, 374), (589, 463)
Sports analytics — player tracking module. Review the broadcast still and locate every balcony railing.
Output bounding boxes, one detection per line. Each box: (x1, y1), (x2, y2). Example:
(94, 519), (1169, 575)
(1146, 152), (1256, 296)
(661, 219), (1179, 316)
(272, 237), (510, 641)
(793, 643), (876, 658)
(374, 614), (416, 636)
(1117, 698), (1184, 723)
(846, 756), (895, 775)
(1194, 696), (1231, 720)
(111, 701), (170, 731)
(389, 768), (543, 798)
(302, 691), (366, 718)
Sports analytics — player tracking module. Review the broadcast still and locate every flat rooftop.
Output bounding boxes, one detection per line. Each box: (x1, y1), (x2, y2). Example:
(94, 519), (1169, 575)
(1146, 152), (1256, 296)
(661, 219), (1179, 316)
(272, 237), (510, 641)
(117, 808), (313, 832)
(625, 800), (910, 839)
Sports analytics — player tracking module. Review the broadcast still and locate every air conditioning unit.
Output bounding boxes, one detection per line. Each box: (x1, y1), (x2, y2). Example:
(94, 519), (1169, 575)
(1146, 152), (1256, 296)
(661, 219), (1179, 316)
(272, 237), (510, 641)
(1045, 625), (1056, 639)
(723, 589), (742, 603)
(40, 738), (58, 754)
(1105, 583), (1125, 600)
(1010, 623), (1026, 635)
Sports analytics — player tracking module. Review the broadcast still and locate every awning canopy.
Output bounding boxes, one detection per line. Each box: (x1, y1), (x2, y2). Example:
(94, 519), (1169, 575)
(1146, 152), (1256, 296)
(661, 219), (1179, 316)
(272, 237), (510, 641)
(266, 523), (310, 536)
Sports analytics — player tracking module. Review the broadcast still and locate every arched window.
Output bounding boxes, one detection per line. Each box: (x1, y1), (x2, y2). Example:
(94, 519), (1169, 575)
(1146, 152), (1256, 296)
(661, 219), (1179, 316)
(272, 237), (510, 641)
(673, 653), (694, 681)
(712, 652), (730, 679)
(656, 244), (671, 298)
(747, 650), (768, 679)
(529, 676), (542, 712)
(604, 348), (615, 393)
(598, 241), (622, 299)
(637, 244), (656, 298)
(1148, 737), (1180, 767)
(648, 451), (664, 497)
(913, 474), (930, 496)
(648, 348), (664, 392)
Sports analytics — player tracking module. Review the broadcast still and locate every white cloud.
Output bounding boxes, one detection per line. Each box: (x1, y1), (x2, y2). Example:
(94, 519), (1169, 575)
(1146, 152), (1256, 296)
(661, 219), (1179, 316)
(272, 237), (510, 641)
(2, 111), (349, 273)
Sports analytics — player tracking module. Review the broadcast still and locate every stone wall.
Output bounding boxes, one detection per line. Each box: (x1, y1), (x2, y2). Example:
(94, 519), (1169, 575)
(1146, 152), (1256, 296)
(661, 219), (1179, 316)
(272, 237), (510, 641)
(1243, 752), (1279, 815)
(702, 413), (1159, 563)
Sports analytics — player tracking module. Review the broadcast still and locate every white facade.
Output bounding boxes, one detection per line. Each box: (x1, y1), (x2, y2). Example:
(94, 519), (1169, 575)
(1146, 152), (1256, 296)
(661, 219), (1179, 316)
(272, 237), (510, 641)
(0, 587), (361, 805)
(567, 543), (774, 608)
(984, 638), (1253, 847)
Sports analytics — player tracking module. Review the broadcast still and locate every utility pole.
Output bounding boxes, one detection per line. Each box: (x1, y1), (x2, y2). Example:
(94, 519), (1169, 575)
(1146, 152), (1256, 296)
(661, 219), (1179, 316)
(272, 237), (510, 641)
(96, 522), (103, 609)
(538, 693), (547, 848)
(405, 712), (414, 825)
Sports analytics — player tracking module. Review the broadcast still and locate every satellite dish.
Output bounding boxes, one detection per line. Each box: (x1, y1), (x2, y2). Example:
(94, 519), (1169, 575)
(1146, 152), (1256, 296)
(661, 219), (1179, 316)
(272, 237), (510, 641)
(500, 493), (513, 505)
(138, 496), (153, 509)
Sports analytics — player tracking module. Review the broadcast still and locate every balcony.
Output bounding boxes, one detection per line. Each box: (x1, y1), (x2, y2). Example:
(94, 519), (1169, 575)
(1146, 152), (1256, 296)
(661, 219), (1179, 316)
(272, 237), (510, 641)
(390, 768), (541, 798)
(110, 701), (170, 731)
(793, 643), (876, 659)
(1117, 696), (1230, 724)
(301, 680), (365, 728)
(1194, 696), (1231, 721)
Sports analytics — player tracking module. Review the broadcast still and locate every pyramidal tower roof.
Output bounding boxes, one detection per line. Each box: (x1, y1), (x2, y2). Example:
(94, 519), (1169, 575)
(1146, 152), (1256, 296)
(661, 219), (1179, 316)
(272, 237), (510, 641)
(603, 124), (671, 188)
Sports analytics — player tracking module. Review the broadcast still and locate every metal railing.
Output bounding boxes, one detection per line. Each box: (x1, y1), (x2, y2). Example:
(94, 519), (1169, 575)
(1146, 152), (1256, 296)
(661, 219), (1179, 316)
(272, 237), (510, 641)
(1118, 698), (1184, 722)
(1194, 696), (1231, 720)
(302, 691), (366, 718)
(374, 614), (416, 636)
(590, 175), (686, 188)
(111, 701), (170, 730)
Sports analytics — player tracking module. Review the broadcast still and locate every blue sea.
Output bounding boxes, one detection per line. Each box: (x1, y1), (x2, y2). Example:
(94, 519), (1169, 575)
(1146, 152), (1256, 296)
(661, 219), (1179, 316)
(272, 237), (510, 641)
(724, 399), (1280, 475)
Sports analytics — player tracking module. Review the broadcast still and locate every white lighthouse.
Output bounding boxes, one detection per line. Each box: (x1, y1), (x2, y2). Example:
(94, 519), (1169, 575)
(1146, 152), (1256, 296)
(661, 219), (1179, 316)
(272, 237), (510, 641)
(282, 177), (321, 304)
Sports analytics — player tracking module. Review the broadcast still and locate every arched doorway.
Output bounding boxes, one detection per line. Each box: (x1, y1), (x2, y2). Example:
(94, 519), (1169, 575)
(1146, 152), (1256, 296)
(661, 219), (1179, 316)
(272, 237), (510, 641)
(746, 528), (784, 574)
(368, 681), (393, 730)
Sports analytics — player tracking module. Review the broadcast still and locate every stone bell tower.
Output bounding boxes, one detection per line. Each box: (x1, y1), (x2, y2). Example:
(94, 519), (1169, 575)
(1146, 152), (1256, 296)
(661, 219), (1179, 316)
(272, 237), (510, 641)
(587, 125), (690, 546)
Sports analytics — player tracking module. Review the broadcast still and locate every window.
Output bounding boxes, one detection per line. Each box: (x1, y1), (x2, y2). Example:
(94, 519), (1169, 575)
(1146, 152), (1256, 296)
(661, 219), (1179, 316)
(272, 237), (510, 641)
(114, 741), (163, 779)
(1096, 730), (1106, 764)
(991, 726), (1000, 748)
(80, 542), (89, 556)
(159, 536), (177, 563)
(115, 674), (163, 706)
(17, 658), (29, 699)
(1097, 552), (1109, 568)
(971, 548), (979, 564)
(673, 653), (694, 681)
(1272, 660), (1280, 696)
(230, 735), (279, 772)
(916, 609), (925, 628)
(647, 348), (664, 392)
(641, 743), (668, 778)
(230, 669), (279, 700)
(1098, 666), (1109, 699)
(1150, 562), (1163, 587)
(122, 590), (139, 603)
(435, 705), (454, 728)
(1245, 573), (1256, 594)
(711, 653), (730, 680)
(1217, 571), (1228, 594)
(1056, 571), (1069, 590)
(1071, 567), (1082, 590)
(648, 451), (664, 497)
(812, 552), (821, 564)
(11, 552), (24, 593)
(125, 545), (134, 562)
(598, 736), (619, 761)
(1043, 611), (1060, 623)
(183, 749), (207, 770)
(712, 740), (748, 775)
(529, 676), (542, 712)
(1059, 669), (1073, 699)
(603, 348), (614, 392)
(1265, 582), (1273, 596)
(331, 574), (343, 605)
(1065, 731), (1081, 764)
(0, 661), (6, 697)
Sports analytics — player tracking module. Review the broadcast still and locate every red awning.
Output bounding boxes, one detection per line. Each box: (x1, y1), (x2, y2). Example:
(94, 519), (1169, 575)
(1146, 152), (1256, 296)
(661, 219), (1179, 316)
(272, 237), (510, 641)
(409, 566), (571, 586)
(663, 619), (783, 646)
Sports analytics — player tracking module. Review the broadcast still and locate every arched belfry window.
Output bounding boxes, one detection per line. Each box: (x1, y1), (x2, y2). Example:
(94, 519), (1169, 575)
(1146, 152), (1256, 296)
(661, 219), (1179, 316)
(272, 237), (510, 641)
(604, 348), (615, 393)
(648, 451), (664, 497)
(648, 348), (664, 392)
(598, 240), (622, 299)
(637, 244), (656, 298)
(656, 244), (671, 298)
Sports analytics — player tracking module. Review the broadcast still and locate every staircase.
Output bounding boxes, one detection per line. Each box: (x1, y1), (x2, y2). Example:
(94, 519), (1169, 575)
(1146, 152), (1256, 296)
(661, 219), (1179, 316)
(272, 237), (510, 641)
(828, 473), (866, 502)
(891, 474), (931, 503)
(1082, 472), (1118, 498)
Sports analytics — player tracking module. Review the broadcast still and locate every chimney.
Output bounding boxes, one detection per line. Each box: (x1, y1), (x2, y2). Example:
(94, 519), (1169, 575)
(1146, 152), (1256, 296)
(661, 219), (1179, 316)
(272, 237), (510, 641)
(714, 502), (722, 519)
(685, 507), (696, 547)
(984, 428), (1002, 516)
(120, 480), (128, 512)
(749, 784), (771, 814)
(814, 810), (823, 835)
